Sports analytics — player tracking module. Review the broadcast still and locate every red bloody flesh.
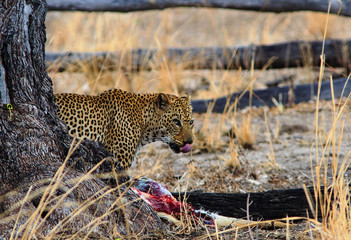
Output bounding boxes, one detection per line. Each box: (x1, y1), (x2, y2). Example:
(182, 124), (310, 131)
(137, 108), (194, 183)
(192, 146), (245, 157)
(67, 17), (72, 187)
(132, 177), (214, 225)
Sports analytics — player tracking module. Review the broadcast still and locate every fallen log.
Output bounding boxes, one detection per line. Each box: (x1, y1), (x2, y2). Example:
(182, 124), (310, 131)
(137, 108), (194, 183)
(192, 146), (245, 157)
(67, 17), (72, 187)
(172, 186), (318, 221)
(45, 39), (351, 72)
(191, 77), (351, 113)
(47, 0), (348, 16)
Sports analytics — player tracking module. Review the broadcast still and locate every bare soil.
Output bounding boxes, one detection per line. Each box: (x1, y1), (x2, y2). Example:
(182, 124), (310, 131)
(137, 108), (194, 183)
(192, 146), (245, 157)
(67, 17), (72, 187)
(130, 100), (351, 193)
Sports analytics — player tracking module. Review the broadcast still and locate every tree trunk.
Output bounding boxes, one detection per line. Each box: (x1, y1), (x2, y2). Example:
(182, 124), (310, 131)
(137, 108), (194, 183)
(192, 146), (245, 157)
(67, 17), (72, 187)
(0, 1), (163, 238)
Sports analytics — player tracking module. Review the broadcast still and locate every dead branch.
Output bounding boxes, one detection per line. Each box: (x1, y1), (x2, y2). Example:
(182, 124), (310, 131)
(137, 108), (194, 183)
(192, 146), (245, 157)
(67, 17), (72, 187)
(46, 39), (351, 72)
(172, 186), (319, 220)
(47, 0), (349, 16)
(191, 77), (351, 113)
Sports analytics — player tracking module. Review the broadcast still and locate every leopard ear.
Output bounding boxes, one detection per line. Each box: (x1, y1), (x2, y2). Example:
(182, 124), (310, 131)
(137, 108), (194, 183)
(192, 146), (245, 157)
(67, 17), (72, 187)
(156, 93), (171, 111)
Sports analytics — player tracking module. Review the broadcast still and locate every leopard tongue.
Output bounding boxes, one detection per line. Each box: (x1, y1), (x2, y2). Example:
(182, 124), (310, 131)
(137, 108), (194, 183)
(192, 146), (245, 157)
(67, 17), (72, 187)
(179, 143), (191, 153)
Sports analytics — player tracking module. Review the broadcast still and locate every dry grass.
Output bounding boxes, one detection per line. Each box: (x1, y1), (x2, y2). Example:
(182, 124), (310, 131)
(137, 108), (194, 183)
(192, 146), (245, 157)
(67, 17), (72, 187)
(263, 109), (278, 168)
(220, 139), (240, 170)
(1, 139), (134, 239)
(307, 5), (351, 238)
(233, 113), (257, 150)
(307, 77), (351, 239)
(2, 6), (349, 240)
(48, 9), (351, 96)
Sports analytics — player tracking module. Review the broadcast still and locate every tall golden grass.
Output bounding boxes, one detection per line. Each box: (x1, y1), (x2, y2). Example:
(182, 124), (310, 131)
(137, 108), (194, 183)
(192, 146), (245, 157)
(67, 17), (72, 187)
(48, 9), (351, 96)
(1, 139), (130, 239)
(2, 6), (351, 239)
(306, 4), (351, 239)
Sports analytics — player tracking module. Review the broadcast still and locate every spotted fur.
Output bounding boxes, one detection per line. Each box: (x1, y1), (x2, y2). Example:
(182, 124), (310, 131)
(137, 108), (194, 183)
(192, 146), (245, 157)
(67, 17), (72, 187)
(55, 89), (194, 168)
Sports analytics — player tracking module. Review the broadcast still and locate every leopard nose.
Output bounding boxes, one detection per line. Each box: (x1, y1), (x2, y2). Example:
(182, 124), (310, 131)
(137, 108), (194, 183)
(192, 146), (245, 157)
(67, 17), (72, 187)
(184, 137), (193, 145)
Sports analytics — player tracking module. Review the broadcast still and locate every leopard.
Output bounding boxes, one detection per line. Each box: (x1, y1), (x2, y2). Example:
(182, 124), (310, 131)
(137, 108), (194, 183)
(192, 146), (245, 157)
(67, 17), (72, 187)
(55, 89), (194, 168)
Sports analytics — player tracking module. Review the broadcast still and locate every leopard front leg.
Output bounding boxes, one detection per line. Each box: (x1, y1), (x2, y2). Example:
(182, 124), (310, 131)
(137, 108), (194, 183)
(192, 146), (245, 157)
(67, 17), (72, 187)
(104, 122), (141, 169)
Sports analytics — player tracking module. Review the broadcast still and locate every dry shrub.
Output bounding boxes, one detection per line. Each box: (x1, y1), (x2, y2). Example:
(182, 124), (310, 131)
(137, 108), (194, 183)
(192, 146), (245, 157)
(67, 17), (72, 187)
(220, 139), (240, 170)
(233, 113), (256, 150)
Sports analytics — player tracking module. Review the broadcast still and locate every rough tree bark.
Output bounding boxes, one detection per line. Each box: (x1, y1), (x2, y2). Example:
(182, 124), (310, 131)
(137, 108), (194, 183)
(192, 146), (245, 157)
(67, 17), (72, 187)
(0, 0), (163, 238)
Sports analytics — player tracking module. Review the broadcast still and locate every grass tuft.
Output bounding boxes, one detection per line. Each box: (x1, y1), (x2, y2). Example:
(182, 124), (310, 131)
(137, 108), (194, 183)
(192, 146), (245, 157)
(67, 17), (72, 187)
(234, 113), (256, 150)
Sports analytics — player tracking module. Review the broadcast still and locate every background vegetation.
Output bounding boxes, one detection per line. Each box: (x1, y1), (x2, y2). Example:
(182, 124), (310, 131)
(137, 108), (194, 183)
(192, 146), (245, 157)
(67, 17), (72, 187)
(40, 8), (351, 239)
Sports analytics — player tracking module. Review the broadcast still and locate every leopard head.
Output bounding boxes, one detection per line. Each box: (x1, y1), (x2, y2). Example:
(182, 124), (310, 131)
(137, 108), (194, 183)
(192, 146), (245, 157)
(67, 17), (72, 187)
(155, 93), (194, 154)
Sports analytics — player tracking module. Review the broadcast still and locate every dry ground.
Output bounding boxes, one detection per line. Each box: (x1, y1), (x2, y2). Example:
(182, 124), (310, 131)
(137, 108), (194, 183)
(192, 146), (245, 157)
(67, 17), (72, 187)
(47, 8), (351, 239)
(130, 100), (351, 194)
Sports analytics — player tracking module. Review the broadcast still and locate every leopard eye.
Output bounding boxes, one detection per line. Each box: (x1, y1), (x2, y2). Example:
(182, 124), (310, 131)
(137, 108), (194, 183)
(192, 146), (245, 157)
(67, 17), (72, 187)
(173, 119), (182, 127)
(189, 119), (194, 125)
